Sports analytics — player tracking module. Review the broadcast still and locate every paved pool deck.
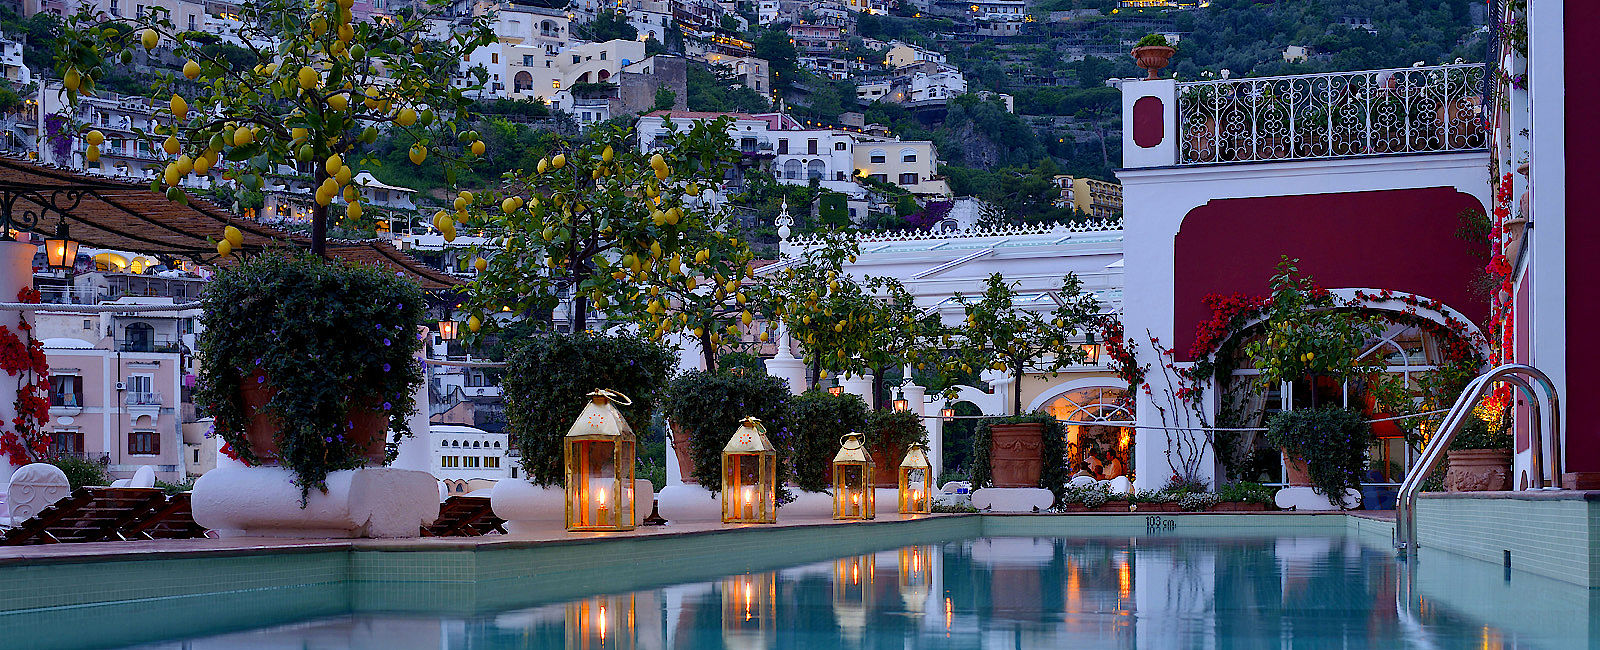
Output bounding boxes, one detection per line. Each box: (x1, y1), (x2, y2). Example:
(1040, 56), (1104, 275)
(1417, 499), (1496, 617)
(0, 509), (1370, 566)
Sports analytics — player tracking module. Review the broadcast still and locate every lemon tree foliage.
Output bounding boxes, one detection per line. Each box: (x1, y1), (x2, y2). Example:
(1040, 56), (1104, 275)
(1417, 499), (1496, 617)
(460, 118), (754, 343)
(768, 240), (958, 406)
(1241, 257), (1383, 407)
(956, 273), (1101, 415)
(54, 0), (496, 254)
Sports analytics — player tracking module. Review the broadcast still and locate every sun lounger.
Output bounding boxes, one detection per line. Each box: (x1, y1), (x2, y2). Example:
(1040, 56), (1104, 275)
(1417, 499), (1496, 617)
(1, 487), (206, 544)
(421, 495), (505, 537)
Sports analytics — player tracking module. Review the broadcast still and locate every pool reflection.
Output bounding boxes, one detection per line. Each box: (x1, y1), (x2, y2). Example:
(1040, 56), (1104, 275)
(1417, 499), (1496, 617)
(123, 536), (1537, 649)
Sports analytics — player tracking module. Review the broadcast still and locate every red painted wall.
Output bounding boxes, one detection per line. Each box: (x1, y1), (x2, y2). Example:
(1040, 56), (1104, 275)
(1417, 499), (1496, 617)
(1565, 1), (1600, 475)
(1172, 187), (1488, 360)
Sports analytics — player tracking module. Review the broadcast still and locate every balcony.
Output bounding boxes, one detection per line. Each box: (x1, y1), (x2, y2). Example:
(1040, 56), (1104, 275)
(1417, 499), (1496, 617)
(1175, 64), (1486, 165)
(125, 391), (163, 406)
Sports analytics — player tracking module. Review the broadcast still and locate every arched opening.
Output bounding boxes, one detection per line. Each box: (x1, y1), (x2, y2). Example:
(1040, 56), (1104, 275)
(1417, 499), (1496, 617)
(1043, 386), (1133, 481)
(1211, 299), (1485, 491)
(597, 69), (610, 81)
(514, 70), (532, 93)
(783, 159), (802, 180)
(123, 322), (154, 352)
(807, 159), (825, 180)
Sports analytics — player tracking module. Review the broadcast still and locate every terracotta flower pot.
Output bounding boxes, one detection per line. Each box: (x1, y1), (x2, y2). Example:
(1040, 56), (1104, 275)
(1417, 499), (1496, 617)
(238, 373), (388, 465)
(668, 420), (697, 483)
(869, 442), (908, 488)
(1131, 45), (1176, 80)
(1444, 449), (1512, 492)
(990, 423), (1044, 488)
(1282, 452), (1313, 487)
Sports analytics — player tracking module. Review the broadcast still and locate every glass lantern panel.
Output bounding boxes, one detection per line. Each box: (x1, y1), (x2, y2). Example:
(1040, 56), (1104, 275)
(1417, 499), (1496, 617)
(571, 439), (620, 528)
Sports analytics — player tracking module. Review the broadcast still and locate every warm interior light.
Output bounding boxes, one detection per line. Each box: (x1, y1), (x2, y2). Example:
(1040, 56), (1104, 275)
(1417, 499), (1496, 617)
(44, 220), (79, 271)
(438, 319), (459, 340)
(828, 386), (843, 396)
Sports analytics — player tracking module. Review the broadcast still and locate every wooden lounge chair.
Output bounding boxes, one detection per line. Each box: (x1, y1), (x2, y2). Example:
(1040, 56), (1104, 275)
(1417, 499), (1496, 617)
(421, 495), (505, 537)
(2, 487), (206, 545)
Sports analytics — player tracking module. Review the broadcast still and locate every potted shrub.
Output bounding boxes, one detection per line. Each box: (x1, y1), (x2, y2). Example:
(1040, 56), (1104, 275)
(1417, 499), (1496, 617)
(1131, 34), (1176, 80)
(971, 413), (1068, 498)
(1443, 416), (1512, 491)
(1264, 407), (1373, 508)
(788, 389), (869, 492)
(196, 252), (425, 498)
(663, 369), (790, 488)
(499, 331), (675, 488)
(865, 409), (928, 487)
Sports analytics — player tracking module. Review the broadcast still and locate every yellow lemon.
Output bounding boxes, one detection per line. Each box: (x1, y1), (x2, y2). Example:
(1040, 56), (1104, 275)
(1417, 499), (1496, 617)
(396, 107), (417, 127)
(224, 225), (243, 247)
(182, 60), (200, 80)
(297, 66), (318, 90)
(346, 201), (362, 220)
(162, 135), (180, 155)
(335, 166), (351, 186)
(467, 315), (482, 332)
(551, 153), (565, 168)
(500, 197), (516, 214)
(216, 239), (232, 257)
(458, 190), (474, 203)
(474, 257), (487, 272)
(408, 144), (426, 164)
(602, 145), (614, 162)
(85, 145), (99, 162)
(174, 154), (193, 175)
(85, 130), (104, 146)
(141, 28), (159, 50)
(233, 128), (254, 147)
(170, 94), (188, 120)
(327, 93), (347, 111)
(324, 153), (342, 175)
(470, 140), (485, 156)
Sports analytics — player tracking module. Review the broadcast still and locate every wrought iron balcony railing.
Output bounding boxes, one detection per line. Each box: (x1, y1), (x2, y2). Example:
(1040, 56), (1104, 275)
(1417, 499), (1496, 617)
(1177, 63), (1487, 165)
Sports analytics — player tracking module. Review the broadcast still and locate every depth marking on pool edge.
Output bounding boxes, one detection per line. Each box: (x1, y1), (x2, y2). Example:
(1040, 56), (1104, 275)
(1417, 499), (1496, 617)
(1145, 516), (1178, 533)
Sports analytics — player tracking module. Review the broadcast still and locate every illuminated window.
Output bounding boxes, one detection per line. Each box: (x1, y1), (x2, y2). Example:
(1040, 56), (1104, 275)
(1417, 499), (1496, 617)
(553, 79), (561, 89)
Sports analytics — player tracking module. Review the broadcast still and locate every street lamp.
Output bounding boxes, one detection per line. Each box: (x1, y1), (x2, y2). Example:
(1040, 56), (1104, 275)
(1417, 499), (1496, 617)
(438, 319), (459, 341)
(44, 218), (78, 272)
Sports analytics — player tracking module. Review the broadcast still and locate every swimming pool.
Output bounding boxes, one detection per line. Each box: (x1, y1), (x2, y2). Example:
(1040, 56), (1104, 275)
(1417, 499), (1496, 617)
(5, 514), (1586, 649)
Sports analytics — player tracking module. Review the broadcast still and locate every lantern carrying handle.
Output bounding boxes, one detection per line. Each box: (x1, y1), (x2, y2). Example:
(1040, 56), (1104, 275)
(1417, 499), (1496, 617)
(592, 388), (632, 406)
(741, 416), (766, 433)
(840, 432), (864, 449)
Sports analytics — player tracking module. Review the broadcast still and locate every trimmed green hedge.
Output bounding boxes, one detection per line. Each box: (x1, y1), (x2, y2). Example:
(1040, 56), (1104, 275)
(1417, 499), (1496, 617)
(663, 370), (791, 490)
(788, 389), (869, 492)
(502, 331), (676, 486)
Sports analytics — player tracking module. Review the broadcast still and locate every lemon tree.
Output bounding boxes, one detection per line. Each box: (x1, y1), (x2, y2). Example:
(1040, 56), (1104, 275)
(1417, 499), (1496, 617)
(459, 118), (748, 338)
(1241, 258), (1383, 407)
(54, 0), (496, 254)
(955, 273), (1102, 415)
(760, 235), (957, 404)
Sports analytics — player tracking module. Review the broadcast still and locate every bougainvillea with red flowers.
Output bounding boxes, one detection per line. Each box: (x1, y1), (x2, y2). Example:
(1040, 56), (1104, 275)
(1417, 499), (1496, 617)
(0, 287), (52, 464)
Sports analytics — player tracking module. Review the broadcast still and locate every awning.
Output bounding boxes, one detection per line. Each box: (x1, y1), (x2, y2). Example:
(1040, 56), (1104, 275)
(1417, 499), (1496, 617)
(0, 156), (459, 290)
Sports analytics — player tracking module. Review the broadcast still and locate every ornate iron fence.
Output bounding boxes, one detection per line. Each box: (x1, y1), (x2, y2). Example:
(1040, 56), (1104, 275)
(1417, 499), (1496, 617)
(1177, 64), (1487, 165)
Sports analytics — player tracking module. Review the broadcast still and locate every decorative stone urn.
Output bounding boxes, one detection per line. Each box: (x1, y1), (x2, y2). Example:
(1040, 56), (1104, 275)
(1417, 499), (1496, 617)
(1131, 46), (1176, 80)
(1444, 449), (1512, 492)
(990, 423), (1044, 488)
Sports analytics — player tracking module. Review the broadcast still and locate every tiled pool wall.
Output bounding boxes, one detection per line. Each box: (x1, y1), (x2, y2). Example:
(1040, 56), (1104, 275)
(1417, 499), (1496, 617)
(1415, 491), (1600, 587)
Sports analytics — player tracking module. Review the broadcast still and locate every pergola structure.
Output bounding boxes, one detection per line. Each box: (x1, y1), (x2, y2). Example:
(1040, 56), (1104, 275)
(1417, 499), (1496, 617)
(0, 156), (459, 290)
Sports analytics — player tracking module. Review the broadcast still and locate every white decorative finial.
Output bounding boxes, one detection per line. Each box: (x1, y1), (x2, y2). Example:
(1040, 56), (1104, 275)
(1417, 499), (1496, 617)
(776, 198), (793, 240)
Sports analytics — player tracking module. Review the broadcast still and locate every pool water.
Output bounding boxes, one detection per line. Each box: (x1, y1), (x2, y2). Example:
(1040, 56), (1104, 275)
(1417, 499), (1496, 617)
(103, 534), (1568, 649)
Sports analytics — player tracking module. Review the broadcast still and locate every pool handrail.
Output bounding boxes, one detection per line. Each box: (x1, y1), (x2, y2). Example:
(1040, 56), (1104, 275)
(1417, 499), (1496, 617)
(1394, 364), (1562, 555)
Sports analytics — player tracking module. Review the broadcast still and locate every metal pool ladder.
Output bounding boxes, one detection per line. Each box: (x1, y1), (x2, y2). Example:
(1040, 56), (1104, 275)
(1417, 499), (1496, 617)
(1394, 364), (1563, 556)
